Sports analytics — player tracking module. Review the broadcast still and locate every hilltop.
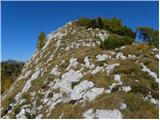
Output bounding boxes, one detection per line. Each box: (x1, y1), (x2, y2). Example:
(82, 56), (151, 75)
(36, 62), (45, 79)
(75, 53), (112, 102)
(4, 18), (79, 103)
(1, 18), (159, 119)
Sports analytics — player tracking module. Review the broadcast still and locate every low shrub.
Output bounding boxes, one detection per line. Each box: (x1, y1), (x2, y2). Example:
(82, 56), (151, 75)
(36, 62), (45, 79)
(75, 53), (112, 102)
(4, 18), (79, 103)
(130, 83), (150, 96)
(100, 35), (134, 50)
(76, 17), (90, 27)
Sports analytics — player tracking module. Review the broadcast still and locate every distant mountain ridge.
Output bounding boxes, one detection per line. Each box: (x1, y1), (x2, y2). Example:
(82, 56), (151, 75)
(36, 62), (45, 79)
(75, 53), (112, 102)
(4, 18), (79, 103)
(1, 59), (25, 64)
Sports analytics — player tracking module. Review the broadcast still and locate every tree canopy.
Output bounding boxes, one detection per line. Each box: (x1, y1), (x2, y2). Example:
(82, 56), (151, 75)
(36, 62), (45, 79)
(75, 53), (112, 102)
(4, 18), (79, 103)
(136, 27), (159, 48)
(76, 17), (136, 39)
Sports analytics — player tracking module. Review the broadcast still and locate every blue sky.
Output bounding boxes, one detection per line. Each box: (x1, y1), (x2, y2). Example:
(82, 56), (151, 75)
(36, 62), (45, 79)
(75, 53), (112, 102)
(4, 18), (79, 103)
(1, 1), (159, 61)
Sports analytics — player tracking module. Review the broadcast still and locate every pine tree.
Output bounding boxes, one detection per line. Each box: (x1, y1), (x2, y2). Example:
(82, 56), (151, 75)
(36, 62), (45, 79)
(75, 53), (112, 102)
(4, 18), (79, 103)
(97, 17), (104, 29)
(136, 27), (159, 48)
(37, 32), (46, 51)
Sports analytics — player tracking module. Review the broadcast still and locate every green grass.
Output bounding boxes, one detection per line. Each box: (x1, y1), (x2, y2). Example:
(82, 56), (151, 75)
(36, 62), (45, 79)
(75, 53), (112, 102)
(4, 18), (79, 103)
(88, 92), (159, 119)
(89, 92), (122, 110)
(49, 103), (84, 118)
(83, 72), (114, 88)
(122, 93), (158, 119)
(119, 44), (145, 56)
(112, 58), (158, 99)
(113, 59), (141, 74)
(139, 57), (159, 75)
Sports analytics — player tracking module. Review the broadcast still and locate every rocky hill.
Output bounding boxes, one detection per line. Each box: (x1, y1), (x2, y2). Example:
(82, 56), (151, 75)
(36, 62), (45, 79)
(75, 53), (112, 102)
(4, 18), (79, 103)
(1, 20), (159, 119)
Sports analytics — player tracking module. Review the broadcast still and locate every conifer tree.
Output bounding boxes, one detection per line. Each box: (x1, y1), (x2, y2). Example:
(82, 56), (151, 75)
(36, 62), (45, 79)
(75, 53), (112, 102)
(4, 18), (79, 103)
(37, 32), (46, 51)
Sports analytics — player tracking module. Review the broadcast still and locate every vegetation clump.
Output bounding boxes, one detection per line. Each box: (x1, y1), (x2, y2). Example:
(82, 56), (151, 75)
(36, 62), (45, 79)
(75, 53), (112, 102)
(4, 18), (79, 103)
(100, 35), (134, 50)
(76, 17), (136, 39)
(76, 17), (90, 27)
(76, 17), (159, 49)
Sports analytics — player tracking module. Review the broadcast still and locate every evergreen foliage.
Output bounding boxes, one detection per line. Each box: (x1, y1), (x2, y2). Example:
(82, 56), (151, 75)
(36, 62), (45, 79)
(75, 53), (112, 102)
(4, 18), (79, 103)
(76, 17), (136, 39)
(97, 17), (104, 29)
(136, 27), (159, 48)
(100, 35), (134, 50)
(37, 32), (46, 51)
(76, 17), (90, 26)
